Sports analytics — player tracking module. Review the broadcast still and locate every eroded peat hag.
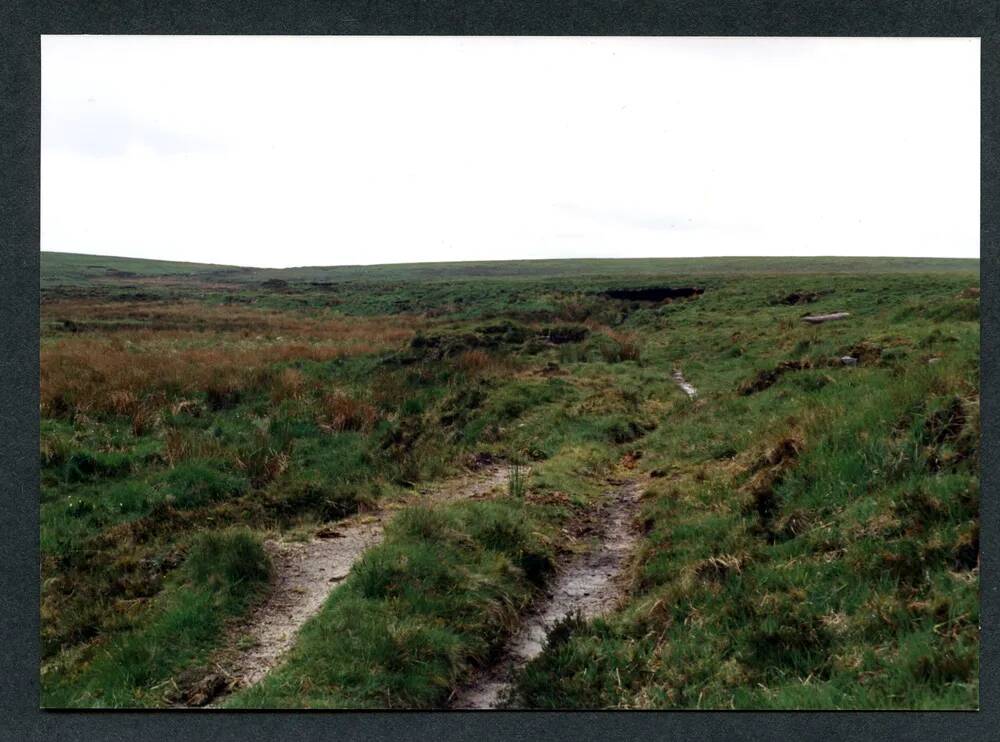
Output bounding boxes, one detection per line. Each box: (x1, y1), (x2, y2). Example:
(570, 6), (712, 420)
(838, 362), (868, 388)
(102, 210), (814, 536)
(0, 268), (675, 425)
(184, 465), (510, 707)
(450, 480), (643, 709)
(602, 286), (704, 302)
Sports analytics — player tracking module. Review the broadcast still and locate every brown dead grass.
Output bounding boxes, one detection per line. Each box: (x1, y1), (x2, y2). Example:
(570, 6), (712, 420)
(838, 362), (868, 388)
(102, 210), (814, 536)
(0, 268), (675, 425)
(319, 393), (380, 433)
(606, 330), (642, 362)
(40, 302), (421, 419)
(163, 428), (230, 468)
(270, 368), (308, 403)
(453, 349), (492, 374)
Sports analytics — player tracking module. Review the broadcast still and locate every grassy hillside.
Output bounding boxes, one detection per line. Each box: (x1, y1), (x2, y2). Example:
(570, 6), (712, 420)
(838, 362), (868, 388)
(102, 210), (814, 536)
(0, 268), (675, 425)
(39, 252), (979, 709)
(41, 251), (979, 288)
(40, 251), (246, 286)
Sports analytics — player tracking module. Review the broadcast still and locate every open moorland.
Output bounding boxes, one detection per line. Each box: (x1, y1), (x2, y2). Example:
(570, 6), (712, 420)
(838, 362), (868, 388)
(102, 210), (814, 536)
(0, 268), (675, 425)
(40, 252), (980, 709)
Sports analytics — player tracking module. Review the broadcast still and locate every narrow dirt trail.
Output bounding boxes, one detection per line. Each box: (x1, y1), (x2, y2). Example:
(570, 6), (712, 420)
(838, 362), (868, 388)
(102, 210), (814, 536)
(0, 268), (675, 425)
(189, 464), (509, 707)
(672, 369), (698, 399)
(449, 479), (643, 709)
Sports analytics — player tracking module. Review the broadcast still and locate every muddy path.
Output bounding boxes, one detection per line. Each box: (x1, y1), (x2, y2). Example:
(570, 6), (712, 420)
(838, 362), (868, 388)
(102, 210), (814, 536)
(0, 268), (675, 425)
(181, 464), (510, 708)
(449, 479), (643, 709)
(672, 369), (698, 399)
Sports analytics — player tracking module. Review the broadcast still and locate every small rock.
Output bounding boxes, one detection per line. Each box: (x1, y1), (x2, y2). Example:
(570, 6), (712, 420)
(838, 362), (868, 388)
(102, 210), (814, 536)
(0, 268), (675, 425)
(840, 356), (858, 366)
(802, 311), (851, 324)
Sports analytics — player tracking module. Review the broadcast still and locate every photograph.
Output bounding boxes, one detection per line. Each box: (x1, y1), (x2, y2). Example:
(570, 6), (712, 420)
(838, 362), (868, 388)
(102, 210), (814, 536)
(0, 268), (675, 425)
(38, 34), (980, 710)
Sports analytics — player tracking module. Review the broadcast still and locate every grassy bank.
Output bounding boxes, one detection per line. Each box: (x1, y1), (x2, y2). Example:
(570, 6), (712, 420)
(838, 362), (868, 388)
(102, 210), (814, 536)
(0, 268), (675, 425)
(513, 294), (979, 709)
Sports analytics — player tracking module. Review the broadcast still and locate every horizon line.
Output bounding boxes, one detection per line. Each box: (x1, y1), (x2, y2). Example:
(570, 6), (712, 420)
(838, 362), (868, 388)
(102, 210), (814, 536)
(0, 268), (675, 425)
(40, 249), (982, 273)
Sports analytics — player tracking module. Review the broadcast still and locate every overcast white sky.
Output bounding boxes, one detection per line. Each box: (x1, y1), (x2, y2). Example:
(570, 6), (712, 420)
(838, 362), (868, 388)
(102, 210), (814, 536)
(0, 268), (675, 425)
(41, 36), (979, 268)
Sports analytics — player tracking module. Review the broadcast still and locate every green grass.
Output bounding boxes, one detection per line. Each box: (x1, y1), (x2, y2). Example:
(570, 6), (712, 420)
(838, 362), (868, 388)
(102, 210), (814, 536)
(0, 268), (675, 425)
(226, 500), (559, 708)
(511, 315), (979, 710)
(508, 459), (527, 498)
(39, 252), (979, 709)
(42, 529), (270, 708)
(40, 251), (244, 287)
(42, 250), (978, 286)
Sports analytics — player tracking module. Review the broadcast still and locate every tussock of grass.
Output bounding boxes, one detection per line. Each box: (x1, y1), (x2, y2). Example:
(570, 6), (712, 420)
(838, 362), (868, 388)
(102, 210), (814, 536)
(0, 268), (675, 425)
(508, 459), (527, 498)
(163, 460), (249, 509)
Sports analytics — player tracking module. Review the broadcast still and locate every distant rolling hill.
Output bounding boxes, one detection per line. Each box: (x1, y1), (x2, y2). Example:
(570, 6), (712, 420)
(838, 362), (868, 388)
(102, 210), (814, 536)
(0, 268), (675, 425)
(41, 251), (980, 288)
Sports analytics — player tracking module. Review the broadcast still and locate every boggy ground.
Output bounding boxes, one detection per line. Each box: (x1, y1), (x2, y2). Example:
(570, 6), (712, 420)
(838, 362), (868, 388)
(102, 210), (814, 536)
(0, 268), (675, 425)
(40, 254), (979, 709)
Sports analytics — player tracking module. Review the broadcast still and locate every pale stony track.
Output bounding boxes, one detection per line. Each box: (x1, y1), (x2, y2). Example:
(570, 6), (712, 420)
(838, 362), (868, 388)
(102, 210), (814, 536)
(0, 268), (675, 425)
(186, 464), (510, 707)
(449, 480), (643, 709)
(672, 369), (698, 399)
